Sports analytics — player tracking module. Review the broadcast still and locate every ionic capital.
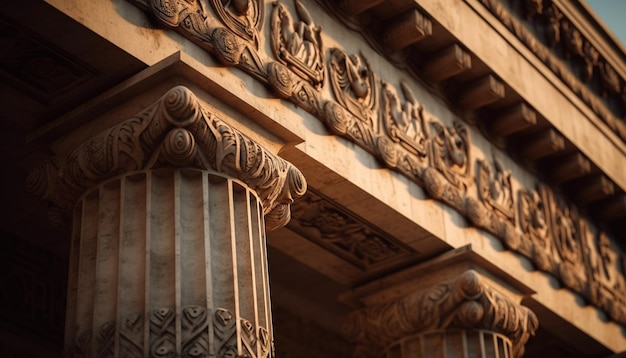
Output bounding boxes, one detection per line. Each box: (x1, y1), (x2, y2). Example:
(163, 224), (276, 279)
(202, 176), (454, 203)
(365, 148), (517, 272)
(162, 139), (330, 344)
(27, 85), (306, 231)
(344, 269), (538, 358)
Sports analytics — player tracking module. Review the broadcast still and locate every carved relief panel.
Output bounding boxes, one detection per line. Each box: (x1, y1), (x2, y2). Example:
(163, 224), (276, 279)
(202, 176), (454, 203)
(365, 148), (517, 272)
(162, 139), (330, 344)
(477, 158), (514, 222)
(270, 0), (324, 88)
(328, 49), (379, 132)
(288, 191), (417, 271)
(429, 120), (470, 191)
(519, 186), (554, 272)
(380, 81), (428, 160)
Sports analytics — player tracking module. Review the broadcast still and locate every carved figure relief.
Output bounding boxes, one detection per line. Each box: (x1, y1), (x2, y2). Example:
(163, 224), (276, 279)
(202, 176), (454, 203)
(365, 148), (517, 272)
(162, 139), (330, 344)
(477, 158), (514, 222)
(429, 120), (470, 190)
(209, 0), (264, 48)
(270, 0), (324, 88)
(381, 81), (428, 159)
(329, 49), (379, 131)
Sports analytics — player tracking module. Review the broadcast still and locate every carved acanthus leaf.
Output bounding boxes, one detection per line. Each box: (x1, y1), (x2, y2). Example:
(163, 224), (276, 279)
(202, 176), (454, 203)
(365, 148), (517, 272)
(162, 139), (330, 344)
(27, 86), (306, 231)
(344, 270), (538, 358)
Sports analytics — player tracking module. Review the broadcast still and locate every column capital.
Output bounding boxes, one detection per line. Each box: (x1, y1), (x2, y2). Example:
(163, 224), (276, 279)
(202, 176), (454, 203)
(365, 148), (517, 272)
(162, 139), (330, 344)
(344, 269), (538, 358)
(27, 85), (306, 231)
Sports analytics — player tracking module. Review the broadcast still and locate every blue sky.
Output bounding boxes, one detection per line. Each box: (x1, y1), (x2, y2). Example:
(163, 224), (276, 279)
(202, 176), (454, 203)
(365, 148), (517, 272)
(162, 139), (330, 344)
(586, 0), (626, 48)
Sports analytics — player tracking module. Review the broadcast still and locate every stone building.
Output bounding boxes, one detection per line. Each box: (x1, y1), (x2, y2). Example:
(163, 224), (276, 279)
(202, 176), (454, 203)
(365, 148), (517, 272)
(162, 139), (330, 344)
(1, 0), (626, 356)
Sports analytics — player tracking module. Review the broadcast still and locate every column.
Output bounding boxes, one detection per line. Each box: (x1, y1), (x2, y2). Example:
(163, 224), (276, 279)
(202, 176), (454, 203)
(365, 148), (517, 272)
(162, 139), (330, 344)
(26, 86), (306, 357)
(343, 256), (538, 358)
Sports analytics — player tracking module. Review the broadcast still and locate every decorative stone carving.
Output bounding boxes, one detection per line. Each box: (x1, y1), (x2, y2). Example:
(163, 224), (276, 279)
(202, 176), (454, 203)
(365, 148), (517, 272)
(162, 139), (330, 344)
(549, 197), (586, 292)
(585, 232), (626, 323)
(328, 49), (379, 131)
(381, 81), (428, 159)
(344, 270), (538, 358)
(477, 158), (514, 222)
(148, 0), (210, 37)
(519, 186), (554, 271)
(208, 0), (264, 48)
(28, 85), (306, 232)
(288, 191), (416, 270)
(429, 120), (470, 191)
(270, 0), (325, 88)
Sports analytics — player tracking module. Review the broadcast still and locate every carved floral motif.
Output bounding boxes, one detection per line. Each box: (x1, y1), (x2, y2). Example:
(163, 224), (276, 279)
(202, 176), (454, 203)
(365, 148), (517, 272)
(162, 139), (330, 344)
(344, 270), (538, 358)
(28, 86), (307, 232)
(270, 0), (324, 88)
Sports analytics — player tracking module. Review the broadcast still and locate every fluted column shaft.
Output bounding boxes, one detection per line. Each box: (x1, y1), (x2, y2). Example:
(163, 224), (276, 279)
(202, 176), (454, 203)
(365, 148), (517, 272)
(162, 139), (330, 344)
(66, 169), (272, 357)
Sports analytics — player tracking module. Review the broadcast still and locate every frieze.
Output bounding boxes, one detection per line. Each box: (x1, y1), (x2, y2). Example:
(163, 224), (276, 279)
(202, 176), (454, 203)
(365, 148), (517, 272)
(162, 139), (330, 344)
(27, 86), (307, 232)
(122, 0), (626, 326)
(288, 190), (417, 270)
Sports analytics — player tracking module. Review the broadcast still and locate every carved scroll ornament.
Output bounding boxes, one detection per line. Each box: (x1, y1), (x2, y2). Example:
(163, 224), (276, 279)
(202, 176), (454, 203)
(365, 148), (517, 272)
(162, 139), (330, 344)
(344, 270), (538, 358)
(27, 86), (306, 232)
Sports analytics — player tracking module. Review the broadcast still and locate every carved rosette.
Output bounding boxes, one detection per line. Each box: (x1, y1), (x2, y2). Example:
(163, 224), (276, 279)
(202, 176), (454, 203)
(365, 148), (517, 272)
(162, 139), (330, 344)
(28, 85), (306, 232)
(344, 270), (538, 358)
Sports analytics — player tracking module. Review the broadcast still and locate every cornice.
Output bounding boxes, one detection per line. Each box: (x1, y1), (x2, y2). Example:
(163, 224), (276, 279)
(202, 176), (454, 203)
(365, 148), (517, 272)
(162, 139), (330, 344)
(477, 0), (626, 142)
(114, 0), (626, 328)
(27, 85), (307, 232)
(343, 269), (538, 358)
